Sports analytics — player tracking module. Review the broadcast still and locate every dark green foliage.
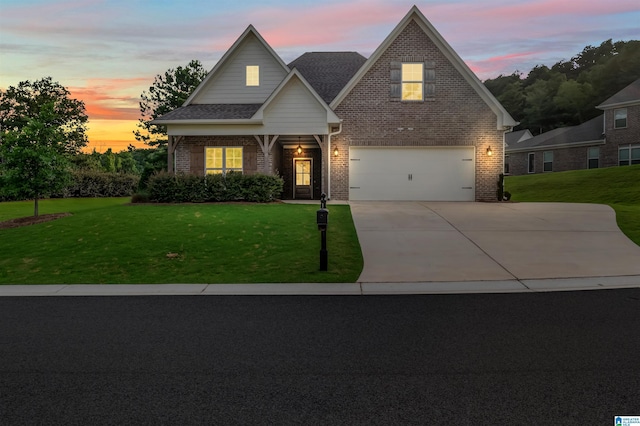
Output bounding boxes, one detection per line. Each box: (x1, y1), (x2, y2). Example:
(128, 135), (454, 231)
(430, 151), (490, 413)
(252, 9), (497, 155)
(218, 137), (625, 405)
(134, 60), (207, 148)
(130, 192), (150, 204)
(485, 39), (640, 134)
(147, 172), (284, 203)
(61, 170), (140, 198)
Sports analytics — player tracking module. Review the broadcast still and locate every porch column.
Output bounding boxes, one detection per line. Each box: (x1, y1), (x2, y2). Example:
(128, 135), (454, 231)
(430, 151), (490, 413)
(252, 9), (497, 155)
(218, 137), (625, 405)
(254, 135), (279, 174)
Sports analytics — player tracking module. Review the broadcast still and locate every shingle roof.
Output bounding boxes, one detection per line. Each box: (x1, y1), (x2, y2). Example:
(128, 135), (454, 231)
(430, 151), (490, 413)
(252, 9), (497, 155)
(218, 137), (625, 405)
(505, 129), (532, 147)
(597, 78), (640, 108)
(288, 52), (367, 103)
(154, 104), (262, 121)
(506, 115), (604, 152)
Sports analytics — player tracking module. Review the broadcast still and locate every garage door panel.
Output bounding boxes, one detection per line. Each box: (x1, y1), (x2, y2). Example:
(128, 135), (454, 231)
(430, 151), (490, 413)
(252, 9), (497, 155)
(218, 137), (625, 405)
(349, 147), (475, 201)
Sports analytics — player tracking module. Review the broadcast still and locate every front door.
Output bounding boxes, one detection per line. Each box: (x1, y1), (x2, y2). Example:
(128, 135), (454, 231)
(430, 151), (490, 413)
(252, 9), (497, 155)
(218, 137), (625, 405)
(294, 159), (312, 199)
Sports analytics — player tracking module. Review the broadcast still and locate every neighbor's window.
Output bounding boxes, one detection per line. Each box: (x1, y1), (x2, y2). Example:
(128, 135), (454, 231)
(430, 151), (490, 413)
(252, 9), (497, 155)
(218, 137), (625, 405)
(402, 63), (423, 101)
(587, 147), (599, 169)
(618, 145), (640, 166)
(543, 151), (553, 172)
(528, 152), (535, 173)
(205, 147), (243, 174)
(614, 108), (627, 129)
(246, 65), (259, 86)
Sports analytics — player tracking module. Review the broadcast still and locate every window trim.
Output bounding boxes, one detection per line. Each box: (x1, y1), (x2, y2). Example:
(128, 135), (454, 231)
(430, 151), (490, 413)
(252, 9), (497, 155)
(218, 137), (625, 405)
(543, 151), (553, 172)
(246, 65), (259, 87)
(401, 62), (424, 101)
(587, 147), (599, 169)
(614, 108), (627, 129)
(205, 147), (244, 175)
(619, 144), (640, 166)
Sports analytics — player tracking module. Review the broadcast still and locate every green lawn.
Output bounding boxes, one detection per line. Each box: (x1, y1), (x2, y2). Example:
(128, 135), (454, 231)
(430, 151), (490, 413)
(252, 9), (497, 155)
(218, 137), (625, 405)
(0, 198), (363, 284)
(505, 164), (640, 245)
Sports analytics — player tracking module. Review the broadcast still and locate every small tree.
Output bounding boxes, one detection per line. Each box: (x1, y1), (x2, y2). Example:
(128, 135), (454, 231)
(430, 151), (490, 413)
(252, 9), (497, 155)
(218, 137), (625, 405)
(0, 103), (72, 216)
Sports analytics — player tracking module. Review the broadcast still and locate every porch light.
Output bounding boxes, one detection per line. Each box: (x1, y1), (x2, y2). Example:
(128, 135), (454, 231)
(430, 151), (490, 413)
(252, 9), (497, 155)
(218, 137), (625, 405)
(486, 146), (493, 156)
(333, 147), (339, 157)
(297, 137), (303, 155)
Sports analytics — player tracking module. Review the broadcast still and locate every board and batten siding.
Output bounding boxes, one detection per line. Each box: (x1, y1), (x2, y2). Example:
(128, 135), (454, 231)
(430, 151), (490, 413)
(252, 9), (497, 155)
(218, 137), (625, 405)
(262, 77), (331, 135)
(191, 34), (288, 104)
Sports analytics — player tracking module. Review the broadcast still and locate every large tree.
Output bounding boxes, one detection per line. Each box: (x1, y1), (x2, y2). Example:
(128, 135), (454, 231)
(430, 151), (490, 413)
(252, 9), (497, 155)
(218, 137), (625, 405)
(134, 60), (208, 148)
(0, 102), (72, 216)
(0, 77), (88, 154)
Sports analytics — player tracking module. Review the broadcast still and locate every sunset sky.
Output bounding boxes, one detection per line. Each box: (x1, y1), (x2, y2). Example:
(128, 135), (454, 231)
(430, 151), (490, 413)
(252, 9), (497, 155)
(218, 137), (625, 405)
(1, 0), (639, 152)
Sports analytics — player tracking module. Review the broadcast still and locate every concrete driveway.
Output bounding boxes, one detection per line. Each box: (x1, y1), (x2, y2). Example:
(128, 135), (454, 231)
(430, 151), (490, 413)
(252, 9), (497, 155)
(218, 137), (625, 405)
(350, 202), (640, 283)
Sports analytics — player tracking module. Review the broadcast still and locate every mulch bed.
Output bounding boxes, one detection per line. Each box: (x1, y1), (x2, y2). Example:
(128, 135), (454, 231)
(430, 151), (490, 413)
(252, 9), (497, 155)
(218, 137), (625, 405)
(0, 213), (72, 230)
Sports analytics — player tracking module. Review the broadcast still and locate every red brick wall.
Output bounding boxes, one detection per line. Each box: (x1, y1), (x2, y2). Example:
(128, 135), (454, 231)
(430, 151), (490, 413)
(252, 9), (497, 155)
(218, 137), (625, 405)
(332, 19), (504, 201)
(602, 104), (640, 167)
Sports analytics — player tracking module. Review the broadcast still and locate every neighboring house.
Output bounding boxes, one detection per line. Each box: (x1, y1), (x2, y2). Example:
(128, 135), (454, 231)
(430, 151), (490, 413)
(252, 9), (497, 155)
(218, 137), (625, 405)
(153, 6), (517, 201)
(506, 78), (640, 175)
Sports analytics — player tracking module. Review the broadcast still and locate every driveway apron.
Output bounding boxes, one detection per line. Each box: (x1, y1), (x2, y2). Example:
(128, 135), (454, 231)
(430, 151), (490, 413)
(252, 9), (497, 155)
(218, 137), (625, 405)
(350, 202), (640, 283)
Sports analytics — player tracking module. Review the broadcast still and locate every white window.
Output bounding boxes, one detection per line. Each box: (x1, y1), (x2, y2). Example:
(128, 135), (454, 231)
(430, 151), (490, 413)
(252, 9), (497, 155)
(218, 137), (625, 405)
(205, 147), (243, 174)
(401, 63), (423, 101)
(543, 151), (553, 172)
(246, 65), (259, 86)
(619, 145), (640, 166)
(614, 108), (627, 129)
(587, 147), (599, 169)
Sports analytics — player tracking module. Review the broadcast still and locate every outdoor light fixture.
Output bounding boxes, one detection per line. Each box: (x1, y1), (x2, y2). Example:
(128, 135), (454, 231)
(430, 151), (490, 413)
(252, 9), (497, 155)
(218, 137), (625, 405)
(486, 146), (493, 156)
(297, 137), (302, 155)
(334, 147), (339, 157)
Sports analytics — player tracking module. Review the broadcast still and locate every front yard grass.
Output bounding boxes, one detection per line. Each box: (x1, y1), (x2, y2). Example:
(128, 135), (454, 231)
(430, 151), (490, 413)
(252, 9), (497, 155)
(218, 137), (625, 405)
(505, 164), (640, 246)
(0, 198), (363, 284)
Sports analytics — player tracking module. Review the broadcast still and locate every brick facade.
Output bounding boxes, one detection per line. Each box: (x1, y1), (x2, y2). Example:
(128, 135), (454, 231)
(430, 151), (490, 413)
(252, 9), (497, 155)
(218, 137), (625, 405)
(602, 104), (640, 166)
(332, 20), (505, 201)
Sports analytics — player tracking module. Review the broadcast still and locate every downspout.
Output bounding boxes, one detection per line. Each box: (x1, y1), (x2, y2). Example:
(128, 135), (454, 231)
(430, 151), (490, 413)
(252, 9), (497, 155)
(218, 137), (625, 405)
(327, 121), (343, 200)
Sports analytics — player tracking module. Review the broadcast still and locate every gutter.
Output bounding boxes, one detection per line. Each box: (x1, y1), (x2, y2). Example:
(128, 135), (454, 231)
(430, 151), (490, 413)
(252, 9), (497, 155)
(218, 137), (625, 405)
(327, 122), (343, 200)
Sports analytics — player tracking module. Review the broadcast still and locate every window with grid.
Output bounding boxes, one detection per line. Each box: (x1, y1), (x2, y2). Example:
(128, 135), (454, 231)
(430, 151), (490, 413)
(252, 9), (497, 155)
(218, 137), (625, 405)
(619, 145), (640, 166)
(543, 151), (553, 172)
(401, 63), (423, 101)
(246, 65), (259, 86)
(205, 147), (243, 174)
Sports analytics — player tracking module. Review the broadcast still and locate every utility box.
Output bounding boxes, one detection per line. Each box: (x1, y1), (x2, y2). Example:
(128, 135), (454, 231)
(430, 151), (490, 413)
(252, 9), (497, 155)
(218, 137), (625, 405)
(316, 208), (328, 231)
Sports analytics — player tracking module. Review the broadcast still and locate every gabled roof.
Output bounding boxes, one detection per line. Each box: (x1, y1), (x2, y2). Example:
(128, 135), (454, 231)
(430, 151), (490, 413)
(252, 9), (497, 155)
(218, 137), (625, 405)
(506, 115), (604, 153)
(597, 78), (640, 109)
(329, 6), (518, 130)
(153, 104), (262, 124)
(288, 52), (367, 104)
(183, 25), (290, 106)
(253, 68), (341, 124)
(505, 129), (533, 147)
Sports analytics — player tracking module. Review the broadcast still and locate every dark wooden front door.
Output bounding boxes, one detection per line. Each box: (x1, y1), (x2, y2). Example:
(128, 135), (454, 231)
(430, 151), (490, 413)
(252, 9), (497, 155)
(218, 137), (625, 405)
(294, 159), (312, 199)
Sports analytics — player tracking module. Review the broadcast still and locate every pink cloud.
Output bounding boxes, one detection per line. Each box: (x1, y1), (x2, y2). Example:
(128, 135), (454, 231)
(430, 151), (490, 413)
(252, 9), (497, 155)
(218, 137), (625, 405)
(68, 77), (148, 121)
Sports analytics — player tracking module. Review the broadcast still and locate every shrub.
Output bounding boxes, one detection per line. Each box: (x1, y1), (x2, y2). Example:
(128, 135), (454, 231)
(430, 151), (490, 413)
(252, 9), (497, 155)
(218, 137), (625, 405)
(63, 170), (140, 198)
(147, 172), (283, 203)
(131, 191), (150, 203)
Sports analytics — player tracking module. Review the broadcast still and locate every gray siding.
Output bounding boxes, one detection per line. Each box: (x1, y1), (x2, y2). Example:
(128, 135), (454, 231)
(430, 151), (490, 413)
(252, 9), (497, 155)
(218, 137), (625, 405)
(192, 34), (288, 104)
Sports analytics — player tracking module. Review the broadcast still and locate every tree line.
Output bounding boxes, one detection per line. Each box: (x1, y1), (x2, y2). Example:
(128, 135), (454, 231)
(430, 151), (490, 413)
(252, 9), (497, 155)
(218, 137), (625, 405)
(484, 39), (640, 134)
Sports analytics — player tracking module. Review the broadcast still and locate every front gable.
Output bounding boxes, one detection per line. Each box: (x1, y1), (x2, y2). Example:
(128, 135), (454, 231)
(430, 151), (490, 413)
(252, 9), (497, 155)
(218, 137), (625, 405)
(186, 26), (290, 105)
(254, 69), (340, 135)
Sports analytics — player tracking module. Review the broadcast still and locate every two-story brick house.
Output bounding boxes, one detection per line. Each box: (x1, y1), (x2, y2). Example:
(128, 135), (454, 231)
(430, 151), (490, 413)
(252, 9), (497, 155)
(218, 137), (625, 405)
(506, 78), (640, 175)
(154, 6), (517, 201)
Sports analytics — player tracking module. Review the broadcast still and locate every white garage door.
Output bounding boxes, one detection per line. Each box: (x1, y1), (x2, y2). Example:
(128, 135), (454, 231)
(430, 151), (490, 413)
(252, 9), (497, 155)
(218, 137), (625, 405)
(349, 147), (475, 201)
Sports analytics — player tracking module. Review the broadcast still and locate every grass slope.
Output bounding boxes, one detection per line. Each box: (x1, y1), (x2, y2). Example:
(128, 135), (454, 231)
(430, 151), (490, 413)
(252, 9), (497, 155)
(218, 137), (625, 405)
(506, 164), (640, 245)
(0, 199), (363, 284)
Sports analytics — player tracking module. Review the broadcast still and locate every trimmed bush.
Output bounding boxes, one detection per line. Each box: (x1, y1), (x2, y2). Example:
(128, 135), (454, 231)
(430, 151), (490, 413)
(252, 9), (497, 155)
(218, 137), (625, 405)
(63, 170), (140, 198)
(147, 171), (283, 203)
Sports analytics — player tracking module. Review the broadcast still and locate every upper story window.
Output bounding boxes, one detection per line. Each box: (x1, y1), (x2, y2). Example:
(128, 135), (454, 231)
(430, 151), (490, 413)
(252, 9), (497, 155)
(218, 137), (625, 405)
(246, 65), (259, 86)
(390, 60), (435, 102)
(614, 108), (627, 128)
(401, 63), (423, 101)
(206, 147), (243, 175)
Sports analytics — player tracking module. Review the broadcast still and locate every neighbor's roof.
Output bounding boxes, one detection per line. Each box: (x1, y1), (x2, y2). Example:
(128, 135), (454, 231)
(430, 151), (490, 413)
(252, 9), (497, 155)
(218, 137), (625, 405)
(288, 52), (367, 104)
(597, 78), (640, 109)
(506, 115), (605, 153)
(153, 104), (262, 123)
(505, 129), (533, 147)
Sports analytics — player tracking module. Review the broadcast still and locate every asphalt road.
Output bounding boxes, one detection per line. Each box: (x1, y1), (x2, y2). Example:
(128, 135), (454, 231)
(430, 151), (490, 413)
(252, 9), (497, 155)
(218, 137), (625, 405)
(1, 290), (639, 425)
